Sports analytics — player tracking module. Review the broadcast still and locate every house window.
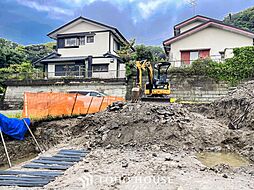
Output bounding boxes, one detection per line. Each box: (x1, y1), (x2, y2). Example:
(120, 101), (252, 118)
(181, 49), (210, 65)
(190, 51), (199, 62)
(80, 37), (86, 45)
(87, 36), (94, 43)
(55, 64), (83, 76)
(113, 40), (121, 51)
(92, 64), (109, 72)
(65, 38), (78, 47)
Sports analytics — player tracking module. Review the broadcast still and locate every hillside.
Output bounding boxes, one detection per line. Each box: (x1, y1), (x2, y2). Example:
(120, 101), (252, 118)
(223, 6), (254, 32)
(0, 38), (55, 68)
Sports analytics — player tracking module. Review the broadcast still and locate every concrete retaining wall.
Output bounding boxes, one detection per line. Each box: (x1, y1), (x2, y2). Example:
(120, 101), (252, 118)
(3, 79), (126, 110)
(3, 75), (231, 109)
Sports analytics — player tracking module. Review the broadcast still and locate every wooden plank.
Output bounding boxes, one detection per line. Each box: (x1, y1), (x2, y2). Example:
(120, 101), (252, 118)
(23, 164), (69, 170)
(60, 149), (88, 153)
(0, 178), (50, 184)
(0, 180), (48, 187)
(32, 159), (74, 166)
(58, 151), (87, 157)
(0, 175), (53, 181)
(0, 170), (63, 177)
(52, 153), (82, 160)
(39, 156), (81, 162)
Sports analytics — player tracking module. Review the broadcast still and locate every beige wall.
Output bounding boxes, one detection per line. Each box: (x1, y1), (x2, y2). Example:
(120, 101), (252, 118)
(224, 48), (234, 59)
(110, 34), (120, 56)
(169, 26), (253, 65)
(58, 21), (107, 34)
(179, 21), (204, 33)
(58, 32), (110, 57)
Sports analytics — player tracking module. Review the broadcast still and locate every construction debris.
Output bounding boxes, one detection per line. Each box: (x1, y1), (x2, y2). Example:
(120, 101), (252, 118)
(1, 81), (254, 189)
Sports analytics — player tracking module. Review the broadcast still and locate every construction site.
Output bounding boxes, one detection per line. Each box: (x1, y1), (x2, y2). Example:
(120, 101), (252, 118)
(1, 2), (254, 188)
(0, 77), (253, 189)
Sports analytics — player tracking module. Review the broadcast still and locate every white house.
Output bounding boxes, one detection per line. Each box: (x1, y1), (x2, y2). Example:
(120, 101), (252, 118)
(36, 16), (133, 79)
(163, 15), (254, 67)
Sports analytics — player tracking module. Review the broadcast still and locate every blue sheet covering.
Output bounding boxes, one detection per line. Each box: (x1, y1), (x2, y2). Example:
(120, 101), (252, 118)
(0, 113), (30, 140)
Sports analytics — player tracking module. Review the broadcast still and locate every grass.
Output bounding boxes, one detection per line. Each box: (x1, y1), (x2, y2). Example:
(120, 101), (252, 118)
(2, 112), (22, 118)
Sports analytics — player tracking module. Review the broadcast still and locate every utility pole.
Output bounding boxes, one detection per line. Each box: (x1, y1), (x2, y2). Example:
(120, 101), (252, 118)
(188, 0), (197, 15)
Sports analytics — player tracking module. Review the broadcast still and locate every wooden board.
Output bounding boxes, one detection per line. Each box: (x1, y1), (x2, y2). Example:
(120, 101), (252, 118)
(0, 170), (63, 177)
(23, 164), (70, 170)
(39, 156), (81, 162)
(32, 159), (74, 166)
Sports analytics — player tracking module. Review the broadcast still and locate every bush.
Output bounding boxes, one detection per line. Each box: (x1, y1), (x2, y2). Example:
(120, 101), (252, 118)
(0, 61), (40, 92)
(169, 46), (254, 85)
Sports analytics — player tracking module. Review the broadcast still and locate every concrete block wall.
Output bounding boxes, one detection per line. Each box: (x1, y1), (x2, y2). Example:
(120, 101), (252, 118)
(3, 75), (231, 109)
(169, 74), (230, 102)
(3, 80), (127, 110)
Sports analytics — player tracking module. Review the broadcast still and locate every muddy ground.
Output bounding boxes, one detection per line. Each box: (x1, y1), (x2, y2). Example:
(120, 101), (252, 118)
(0, 81), (254, 189)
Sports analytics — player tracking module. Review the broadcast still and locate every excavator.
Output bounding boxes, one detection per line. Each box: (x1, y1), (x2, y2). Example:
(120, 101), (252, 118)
(133, 60), (171, 102)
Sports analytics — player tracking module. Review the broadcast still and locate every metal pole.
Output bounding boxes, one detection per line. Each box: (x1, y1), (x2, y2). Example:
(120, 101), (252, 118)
(0, 129), (12, 168)
(22, 119), (44, 153)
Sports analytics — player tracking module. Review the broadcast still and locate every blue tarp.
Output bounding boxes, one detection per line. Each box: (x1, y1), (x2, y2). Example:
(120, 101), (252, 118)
(0, 113), (30, 140)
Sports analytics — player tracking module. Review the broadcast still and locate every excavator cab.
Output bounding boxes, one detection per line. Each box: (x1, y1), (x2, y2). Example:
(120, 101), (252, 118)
(144, 61), (171, 98)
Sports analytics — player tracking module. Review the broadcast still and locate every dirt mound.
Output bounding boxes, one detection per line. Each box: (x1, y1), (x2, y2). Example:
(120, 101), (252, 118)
(211, 80), (254, 130)
(188, 80), (254, 161)
(82, 103), (228, 152)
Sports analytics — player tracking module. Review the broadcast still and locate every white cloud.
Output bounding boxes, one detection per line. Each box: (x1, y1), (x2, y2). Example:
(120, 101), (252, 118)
(16, 0), (74, 18)
(16, 0), (187, 22)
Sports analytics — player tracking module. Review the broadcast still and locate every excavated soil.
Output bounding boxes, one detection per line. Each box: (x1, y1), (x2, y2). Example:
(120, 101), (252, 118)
(1, 81), (254, 189)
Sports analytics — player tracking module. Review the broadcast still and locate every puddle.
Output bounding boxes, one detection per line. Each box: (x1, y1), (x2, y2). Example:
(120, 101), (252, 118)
(196, 152), (250, 167)
(0, 154), (37, 170)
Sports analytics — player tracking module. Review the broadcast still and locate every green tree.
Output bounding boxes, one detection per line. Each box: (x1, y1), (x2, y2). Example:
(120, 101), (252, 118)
(118, 40), (167, 78)
(134, 44), (153, 61)
(0, 38), (26, 68)
(24, 42), (55, 63)
(117, 39), (136, 77)
(146, 46), (166, 61)
(0, 61), (38, 93)
(224, 6), (254, 32)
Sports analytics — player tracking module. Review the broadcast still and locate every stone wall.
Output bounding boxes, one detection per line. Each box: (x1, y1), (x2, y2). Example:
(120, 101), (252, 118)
(169, 74), (230, 102)
(127, 74), (230, 102)
(3, 79), (127, 110)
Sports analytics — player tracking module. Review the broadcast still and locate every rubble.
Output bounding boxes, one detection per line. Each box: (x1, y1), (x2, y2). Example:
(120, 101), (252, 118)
(107, 101), (126, 112)
(1, 80), (254, 189)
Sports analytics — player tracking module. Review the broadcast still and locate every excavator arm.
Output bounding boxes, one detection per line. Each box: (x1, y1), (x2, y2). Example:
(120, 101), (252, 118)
(135, 61), (143, 88)
(141, 61), (154, 94)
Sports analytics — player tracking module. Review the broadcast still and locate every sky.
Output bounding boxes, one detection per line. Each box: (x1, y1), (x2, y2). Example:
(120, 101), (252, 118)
(0, 0), (253, 46)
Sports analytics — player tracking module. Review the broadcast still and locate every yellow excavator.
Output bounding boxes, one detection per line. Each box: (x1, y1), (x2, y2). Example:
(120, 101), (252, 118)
(134, 60), (171, 102)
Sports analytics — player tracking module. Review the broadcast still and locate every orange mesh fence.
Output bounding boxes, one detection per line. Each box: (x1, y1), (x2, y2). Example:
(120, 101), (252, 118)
(22, 92), (125, 119)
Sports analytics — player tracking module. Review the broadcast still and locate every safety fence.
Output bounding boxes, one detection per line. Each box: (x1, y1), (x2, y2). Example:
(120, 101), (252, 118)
(22, 92), (124, 119)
